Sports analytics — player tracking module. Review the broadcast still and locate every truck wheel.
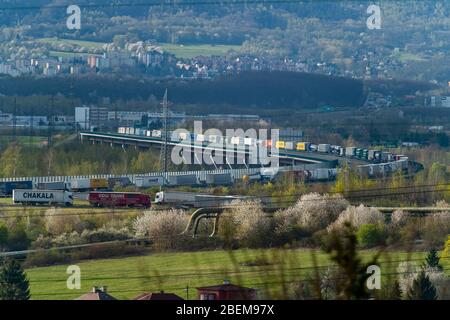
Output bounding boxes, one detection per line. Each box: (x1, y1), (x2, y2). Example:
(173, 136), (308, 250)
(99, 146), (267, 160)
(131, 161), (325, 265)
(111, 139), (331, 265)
(65, 202), (73, 207)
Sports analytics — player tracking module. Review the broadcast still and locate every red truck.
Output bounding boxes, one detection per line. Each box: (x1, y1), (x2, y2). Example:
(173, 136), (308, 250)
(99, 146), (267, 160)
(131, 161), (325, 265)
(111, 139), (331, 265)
(88, 192), (151, 208)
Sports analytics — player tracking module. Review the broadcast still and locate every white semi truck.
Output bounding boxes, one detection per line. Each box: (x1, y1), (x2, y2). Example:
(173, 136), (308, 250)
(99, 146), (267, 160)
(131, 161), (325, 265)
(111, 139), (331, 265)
(154, 191), (251, 208)
(13, 189), (74, 207)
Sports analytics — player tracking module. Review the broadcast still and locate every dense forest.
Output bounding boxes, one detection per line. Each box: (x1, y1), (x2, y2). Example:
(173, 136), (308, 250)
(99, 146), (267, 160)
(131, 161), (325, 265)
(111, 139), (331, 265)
(1, 1), (449, 43)
(0, 71), (438, 116)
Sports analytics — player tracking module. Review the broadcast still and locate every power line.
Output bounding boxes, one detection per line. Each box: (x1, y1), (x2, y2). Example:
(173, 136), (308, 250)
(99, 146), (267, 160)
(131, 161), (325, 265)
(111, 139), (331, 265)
(0, 182), (448, 219)
(25, 256), (450, 285)
(12, 96), (17, 143)
(47, 95), (54, 148)
(27, 267), (450, 297)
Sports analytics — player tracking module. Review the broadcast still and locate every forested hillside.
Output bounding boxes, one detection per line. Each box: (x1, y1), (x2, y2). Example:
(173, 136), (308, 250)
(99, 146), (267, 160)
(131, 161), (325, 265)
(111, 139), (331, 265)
(0, 70), (438, 117)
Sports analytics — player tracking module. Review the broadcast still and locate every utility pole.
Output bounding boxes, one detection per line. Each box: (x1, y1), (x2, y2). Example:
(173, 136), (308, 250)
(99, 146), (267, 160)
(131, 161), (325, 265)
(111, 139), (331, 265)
(29, 106), (34, 146)
(48, 95), (54, 147)
(70, 77), (77, 136)
(12, 97), (17, 143)
(159, 89), (170, 175)
(184, 285), (189, 300)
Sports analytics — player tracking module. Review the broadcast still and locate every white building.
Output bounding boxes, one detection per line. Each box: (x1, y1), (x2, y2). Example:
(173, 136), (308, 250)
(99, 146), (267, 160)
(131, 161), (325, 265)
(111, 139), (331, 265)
(75, 106), (108, 130)
(0, 111), (12, 124)
(15, 116), (49, 127)
(430, 96), (450, 108)
(75, 107), (90, 130)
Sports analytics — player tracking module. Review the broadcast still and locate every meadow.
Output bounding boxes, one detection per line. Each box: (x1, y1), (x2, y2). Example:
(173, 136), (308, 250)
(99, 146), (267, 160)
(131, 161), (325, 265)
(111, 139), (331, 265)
(25, 248), (434, 300)
(37, 38), (241, 59)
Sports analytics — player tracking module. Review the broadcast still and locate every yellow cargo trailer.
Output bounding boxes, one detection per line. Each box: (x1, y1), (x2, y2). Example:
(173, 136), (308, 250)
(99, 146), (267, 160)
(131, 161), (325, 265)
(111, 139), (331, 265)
(275, 141), (285, 149)
(296, 142), (308, 151)
(90, 178), (108, 190)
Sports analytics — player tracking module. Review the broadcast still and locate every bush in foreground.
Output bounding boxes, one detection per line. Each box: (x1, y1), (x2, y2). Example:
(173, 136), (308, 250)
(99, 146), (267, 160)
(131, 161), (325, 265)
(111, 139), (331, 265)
(219, 200), (274, 248)
(133, 209), (188, 250)
(328, 204), (385, 231)
(275, 193), (348, 235)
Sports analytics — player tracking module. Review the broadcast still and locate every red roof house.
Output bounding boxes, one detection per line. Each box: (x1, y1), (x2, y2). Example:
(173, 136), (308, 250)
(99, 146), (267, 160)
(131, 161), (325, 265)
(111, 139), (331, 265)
(196, 280), (257, 300)
(75, 286), (117, 300)
(133, 291), (184, 300)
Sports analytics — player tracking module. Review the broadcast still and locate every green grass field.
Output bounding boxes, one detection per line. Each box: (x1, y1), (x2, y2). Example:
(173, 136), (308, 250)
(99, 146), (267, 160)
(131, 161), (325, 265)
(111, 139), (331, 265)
(395, 52), (428, 63)
(26, 248), (434, 300)
(37, 38), (240, 59)
(37, 38), (105, 49)
(49, 51), (102, 58)
(160, 43), (241, 59)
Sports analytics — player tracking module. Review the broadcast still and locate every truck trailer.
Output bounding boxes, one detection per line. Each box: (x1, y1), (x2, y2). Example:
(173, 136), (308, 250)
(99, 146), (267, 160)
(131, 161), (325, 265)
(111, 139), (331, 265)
(205, 173), (233, 186)
(13, 189), (73, 207)
(36, 181), (71, 191)
(135, 176), (165, 188)
(88, 192), (151, 208)
(71, 178), (108, 191)
(154, 191), (250, 208)
(0, 181), (33, 196)
(167, 174), (199, 186)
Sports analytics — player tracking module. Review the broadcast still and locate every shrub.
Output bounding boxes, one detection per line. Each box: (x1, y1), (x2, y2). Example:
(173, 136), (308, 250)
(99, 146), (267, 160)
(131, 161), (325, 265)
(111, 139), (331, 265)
(286, 277), (316, 300)
(31, 226), (133, 250)
(387, 210), (411, 245)
(132, 209), (188, 250)
(356, 224), (386, 248)
(69, 243), (146, 261)
(30, 234), (53, 249)
(0, 222), (8, 250)
(274, 224), (310, 246)
(406, 270), (437, 300)
(52, 231), (84, 247)
(328, 204), (385, 231)
(391, 210), (410, 227)
(217, 214), (238, 249)
(24, 250), (68, 268)
(398, 218), (423, 245)
(421, 213), (450, 247)
(397, 262), (450, 300)
(220, 200), (274, 248)
(275, 193), (349, 235)
(7, 223), (31, 251)
(442, 235), (450, 261)
(423, 266), (450, 300)
(320, 267), (340, 300)
(434, 200), (449, 208)
(397, 261), (418, 298)
(80, 227), (131, 243)
(45, 208), (81, 235)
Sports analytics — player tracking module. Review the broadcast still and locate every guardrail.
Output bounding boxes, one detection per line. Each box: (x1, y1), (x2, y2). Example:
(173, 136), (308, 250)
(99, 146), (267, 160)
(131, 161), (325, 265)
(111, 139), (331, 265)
(0, 167), (263, 184)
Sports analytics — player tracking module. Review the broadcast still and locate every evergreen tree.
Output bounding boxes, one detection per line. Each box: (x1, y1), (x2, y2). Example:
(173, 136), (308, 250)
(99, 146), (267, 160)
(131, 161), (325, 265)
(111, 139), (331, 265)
(391, 280), (402, 300)
(406, 270), (437, 300)
(322, 222), (378, 300)
(0, 259), (31, 300)
(424, 248), (443, 271)
(0, 223), (8, 250)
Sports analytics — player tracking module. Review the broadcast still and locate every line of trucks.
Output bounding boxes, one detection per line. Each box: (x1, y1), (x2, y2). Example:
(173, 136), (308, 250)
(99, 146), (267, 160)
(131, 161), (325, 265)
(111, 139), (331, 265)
(0, 173), (236, 198)
(117, 127), (408, 163)
(11, 190), (152, 208)
(10, 189), (252, 209)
